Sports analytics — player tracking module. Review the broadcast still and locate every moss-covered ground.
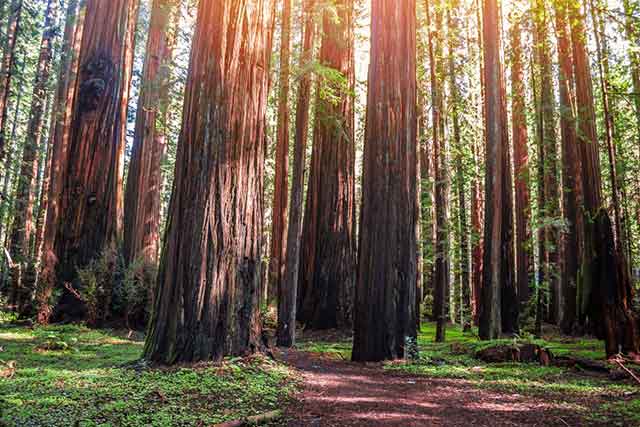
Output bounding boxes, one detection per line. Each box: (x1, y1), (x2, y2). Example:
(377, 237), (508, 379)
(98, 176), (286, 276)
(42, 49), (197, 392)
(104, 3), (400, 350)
(0, 313), (296, 426)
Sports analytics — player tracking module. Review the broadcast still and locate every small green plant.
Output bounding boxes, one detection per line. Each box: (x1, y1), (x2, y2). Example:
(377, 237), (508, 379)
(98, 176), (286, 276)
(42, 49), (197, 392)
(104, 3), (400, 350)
(74, 247), (119, 326)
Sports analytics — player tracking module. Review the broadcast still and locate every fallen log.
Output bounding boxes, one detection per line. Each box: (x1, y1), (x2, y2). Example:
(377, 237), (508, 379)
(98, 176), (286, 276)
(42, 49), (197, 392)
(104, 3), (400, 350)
(212, 410), (282, 427)
(475, 343), (552, 365)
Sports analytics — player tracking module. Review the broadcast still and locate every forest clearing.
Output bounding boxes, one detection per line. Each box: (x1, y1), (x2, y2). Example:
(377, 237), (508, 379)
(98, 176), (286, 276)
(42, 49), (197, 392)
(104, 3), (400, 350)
(2, 316), (639, 426)
(0, 0), (640, 425)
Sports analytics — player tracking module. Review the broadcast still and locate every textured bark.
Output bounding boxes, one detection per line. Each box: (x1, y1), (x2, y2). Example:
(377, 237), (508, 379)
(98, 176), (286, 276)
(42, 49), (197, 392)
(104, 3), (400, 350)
(478, 0), (504, 340)
(277, 0), (315, 347)
(554, 0), (582, 334)
(471, 0), (484, 325)
(44, 0), (137, 322)
(352, 0), (417, 362)
(570, 0), (639, 356)
(297, 0), (356, 330)
(532, 51), (545, 336)
(123, 0), (178, 269)
(144, 0), (276, 363)
(7, 0), (59, 315)
(36, 0), (84, 324)
(498, 8), (517, 335)
(426, 0), (449, 343)
(268, 0), (291, 304)
(510, 16), (532, 315)
(0, 0), (22, 165)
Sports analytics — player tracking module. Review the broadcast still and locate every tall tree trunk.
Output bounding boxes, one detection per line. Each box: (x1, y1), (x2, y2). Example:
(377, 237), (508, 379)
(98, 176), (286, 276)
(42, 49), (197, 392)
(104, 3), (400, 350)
(45, 0), (138, 323)
(123, 0), (178, 272)
(426, 0), (449, 343)
(298, 0), (356, 330)
(471, 0), (484, 325)
(36, 0), (84, 324)
(498, 3), (517, 335)
(7, 0), (59, 315)
(570, 0), (639, 356)
(510, 15), (532, 318)
(352, 0), (418, 361)
(534, 0), (561, 324)
(277, 0), (315, 347)
(268, 0), (292, 304)
(555, 0), (582, 334)
(478, 0), (506, 340)
(0, 0), (22, 166)
(144, 0), (276, 364)
(447, 5), (470, 332)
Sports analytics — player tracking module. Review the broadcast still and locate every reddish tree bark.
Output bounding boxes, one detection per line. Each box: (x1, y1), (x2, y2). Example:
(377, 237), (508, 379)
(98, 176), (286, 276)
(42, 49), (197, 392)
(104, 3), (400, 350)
(7, 0), (59, 315)
(570, 0), (639, 356)
(510, 15), (532, 315)
(144, 0), (276, 363)
(352, 0), (418, 362)
(268, 0), (292, 304)
(39, 0), (138, 323)
(297, 0), (356, 330)
(278, 0), (315, 347)
(555, 0), (582, 334)
(478, 0), (504, 340)
(123, 0), (178, 269)
(0, 0), (22, 165)
(36, 0), (85, 324)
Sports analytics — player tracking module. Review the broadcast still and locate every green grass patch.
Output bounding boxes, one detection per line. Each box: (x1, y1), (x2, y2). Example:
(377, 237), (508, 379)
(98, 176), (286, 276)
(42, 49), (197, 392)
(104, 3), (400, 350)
(0, 322), (296, 426)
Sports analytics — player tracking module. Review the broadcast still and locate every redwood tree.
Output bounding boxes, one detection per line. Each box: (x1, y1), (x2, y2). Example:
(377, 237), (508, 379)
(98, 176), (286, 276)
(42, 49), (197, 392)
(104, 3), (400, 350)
(7, 0), (59, 314)
(352, 0), (418, 362)
(510, 14), (532, 316)
(144, 0), (276, 364)
(39, 0), (138, 323)
(478, 0), (505, 340)
(268, 0), (292, 304)
(278, 0), (315, 347)
(0, 0), (22, 167)
(36, 0), (85, 324)
(123, 0), (178, 269)
(297, 0), (356, 330)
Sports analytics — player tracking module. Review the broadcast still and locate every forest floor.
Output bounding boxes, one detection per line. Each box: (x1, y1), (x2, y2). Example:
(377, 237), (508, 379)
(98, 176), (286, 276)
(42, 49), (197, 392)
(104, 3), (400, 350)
(0, 310), (639, 426)
(281, 324), (640, 426)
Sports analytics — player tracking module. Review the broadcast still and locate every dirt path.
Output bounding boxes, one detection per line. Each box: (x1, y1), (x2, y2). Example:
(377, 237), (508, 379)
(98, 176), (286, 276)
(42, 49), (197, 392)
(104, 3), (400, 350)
(279, 350), (591, 426)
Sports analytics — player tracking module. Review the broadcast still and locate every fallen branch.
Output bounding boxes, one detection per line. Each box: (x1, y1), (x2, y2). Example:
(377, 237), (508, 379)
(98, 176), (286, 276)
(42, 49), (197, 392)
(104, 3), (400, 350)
(213, 410), (282, 427)
(614, 359), (640, 386)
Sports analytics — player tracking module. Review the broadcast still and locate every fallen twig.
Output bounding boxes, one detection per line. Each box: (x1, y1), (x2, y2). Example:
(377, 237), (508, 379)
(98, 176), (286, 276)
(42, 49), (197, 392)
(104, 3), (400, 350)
(213, 410), (282, 427)
(614, 359), (640, 386)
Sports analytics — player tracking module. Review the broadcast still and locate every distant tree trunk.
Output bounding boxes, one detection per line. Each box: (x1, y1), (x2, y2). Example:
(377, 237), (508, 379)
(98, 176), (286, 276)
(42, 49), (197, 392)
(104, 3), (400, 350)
(510, 15), (532, 317)
(532, 50), (546, 336)
(426, 0), (449, 343)
(478, 0), (505, 340)
(297, 0), (356, 330)
(36, 0), (84, 324)
(144, 0), (276, 364)
(555, 0), (582, 334)
(498, 5), (517, 335)
(44, 0), (138, 323)
(471, 0), (484, 325)
(570, 0), (639, 356)
(268, 0), (291, 304)
(123, 0), (178, 271)
(0, 0), (22, 166)
(277, 0), (315, 347)
(7, 0), (59, 315)
(447, 5), (470, 331)
(352, 0), (418, 362)
(291, 0), (316, 326)
(534, 0), (561, 324)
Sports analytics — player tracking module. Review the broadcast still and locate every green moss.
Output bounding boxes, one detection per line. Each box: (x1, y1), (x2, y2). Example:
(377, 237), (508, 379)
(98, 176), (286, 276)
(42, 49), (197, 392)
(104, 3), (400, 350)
(0, 323), (296, 426)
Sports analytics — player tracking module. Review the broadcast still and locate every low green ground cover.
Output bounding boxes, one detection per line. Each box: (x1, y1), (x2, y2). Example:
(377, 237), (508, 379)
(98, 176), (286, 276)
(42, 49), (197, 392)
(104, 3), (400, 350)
(0, 318), (295, 427)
